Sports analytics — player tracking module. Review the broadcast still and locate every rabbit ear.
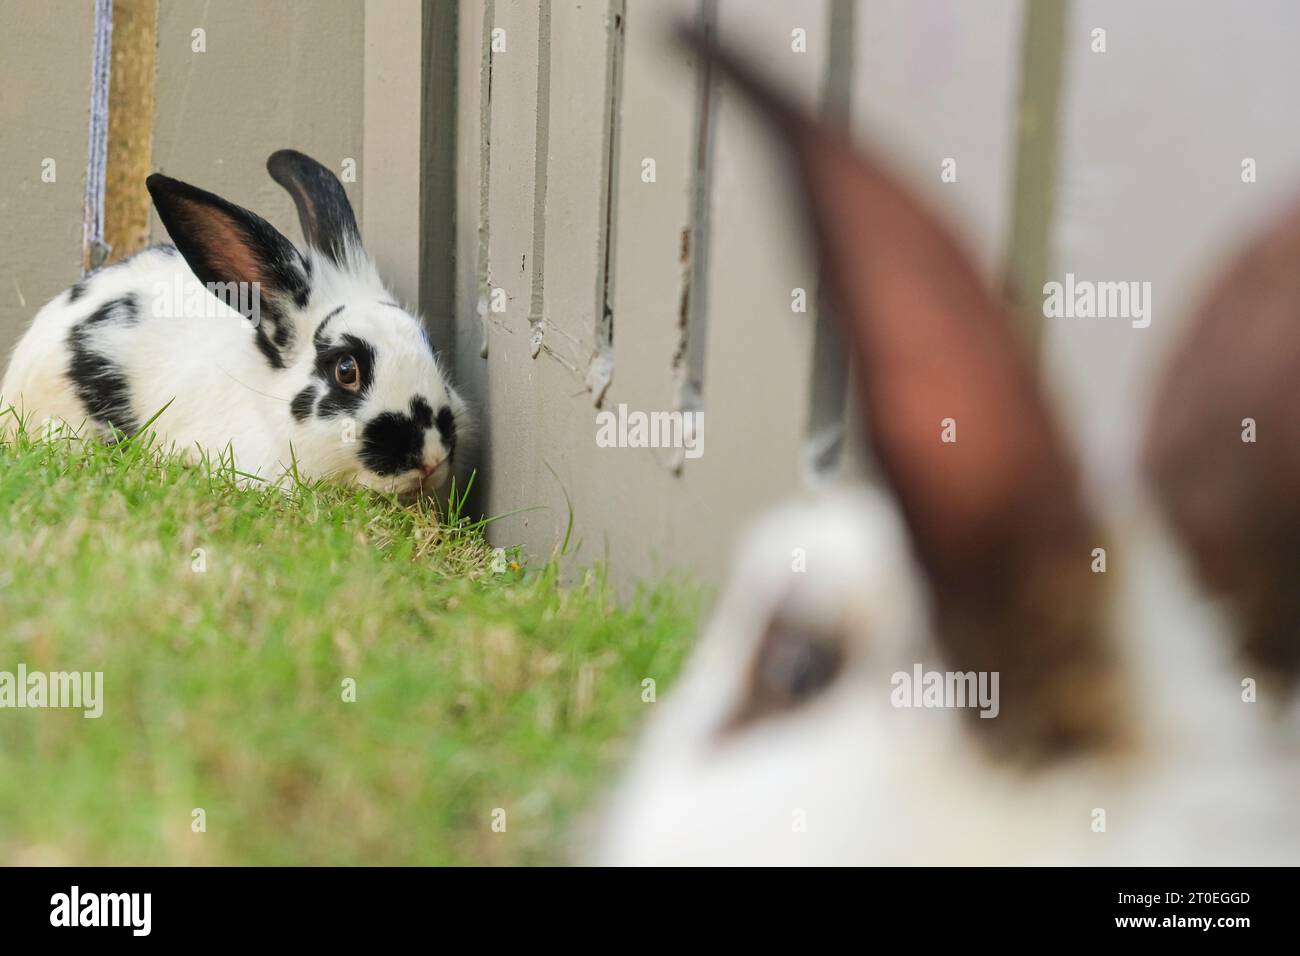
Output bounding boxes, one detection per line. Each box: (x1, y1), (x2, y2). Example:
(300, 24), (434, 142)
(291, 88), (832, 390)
(147, 173), (308, 367)
(1145, 198), (1300, 682)
(683, 31), (1122, 756)
(266, 150), (362, 268)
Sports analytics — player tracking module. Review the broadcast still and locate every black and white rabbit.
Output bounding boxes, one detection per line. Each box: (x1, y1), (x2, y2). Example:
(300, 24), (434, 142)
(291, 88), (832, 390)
(1, 150), (469, 497)
(599, 37), (1300, 865)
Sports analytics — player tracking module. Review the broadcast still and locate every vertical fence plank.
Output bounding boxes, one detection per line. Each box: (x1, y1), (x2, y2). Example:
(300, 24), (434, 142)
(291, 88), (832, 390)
(607, 0), (704, 423)
(464, 0), (1025, 586)
(699, 0), (828, 495)
(475, 0), (634, 555)
(473, 0), (707, 570)
(470, 0), (761, 581)
(597, 0), (727, 576)
(534, 0), (615, 383)
(453, 0), (489, 413)
(511, 0), (624, 545)
(478, 0), (545, 544)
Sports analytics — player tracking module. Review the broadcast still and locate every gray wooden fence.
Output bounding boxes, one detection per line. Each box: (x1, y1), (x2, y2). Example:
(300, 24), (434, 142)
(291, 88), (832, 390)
(453, 0), (1300, 588)
(5, 1), (1300, 591)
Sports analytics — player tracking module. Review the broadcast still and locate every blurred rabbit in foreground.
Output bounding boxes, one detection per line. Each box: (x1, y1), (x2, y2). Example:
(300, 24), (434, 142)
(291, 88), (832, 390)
(599, 34), (1300, 865)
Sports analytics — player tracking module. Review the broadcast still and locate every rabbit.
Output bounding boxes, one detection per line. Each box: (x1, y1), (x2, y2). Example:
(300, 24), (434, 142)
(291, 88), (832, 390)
(0, 150), (470, 498)
(597, 35), (1300, 865)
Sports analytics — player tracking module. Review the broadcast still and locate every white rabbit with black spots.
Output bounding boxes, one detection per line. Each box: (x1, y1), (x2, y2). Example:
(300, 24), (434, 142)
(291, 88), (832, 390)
(1, 150), (470, 498)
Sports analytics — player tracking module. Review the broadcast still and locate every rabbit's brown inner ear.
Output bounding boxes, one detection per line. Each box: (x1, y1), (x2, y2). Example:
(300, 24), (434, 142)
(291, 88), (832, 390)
(169, 200), (269, 291)
(686, 32), (1126, 759)
(147, 174), (307, 306)
(1145, 195), (1300, 684)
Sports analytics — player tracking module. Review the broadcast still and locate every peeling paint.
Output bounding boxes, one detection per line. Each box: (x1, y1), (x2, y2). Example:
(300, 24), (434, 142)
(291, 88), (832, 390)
(586, 343), (613, 406)
(670, 0), (718, 445)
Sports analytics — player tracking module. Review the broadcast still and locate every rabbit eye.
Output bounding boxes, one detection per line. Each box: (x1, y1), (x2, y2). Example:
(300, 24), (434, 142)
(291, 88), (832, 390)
(724, 611), (845, 732)
(334, 354), (360, 391)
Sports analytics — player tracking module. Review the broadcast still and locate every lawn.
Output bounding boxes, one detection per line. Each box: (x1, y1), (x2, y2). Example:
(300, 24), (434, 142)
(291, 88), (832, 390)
(0, 418), (699, 865)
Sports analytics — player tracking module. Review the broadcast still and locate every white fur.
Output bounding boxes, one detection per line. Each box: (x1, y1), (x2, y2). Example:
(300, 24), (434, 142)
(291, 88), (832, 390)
(1, 245), (470, 496)
(599, 488), (1300, 865)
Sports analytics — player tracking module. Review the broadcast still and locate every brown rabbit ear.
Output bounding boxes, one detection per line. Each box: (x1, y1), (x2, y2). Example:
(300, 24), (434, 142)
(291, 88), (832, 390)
(682, 31), (1124, 757)
(1144, 198), (1300, 682)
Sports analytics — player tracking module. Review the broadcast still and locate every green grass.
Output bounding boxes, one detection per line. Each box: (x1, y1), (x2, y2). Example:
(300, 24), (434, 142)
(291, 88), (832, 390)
(0, 417), (700, 865)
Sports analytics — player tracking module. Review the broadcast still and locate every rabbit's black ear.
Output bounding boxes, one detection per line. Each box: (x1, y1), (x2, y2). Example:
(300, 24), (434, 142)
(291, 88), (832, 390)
(266, 150), (361, 268)
(147, 173), (308, 368)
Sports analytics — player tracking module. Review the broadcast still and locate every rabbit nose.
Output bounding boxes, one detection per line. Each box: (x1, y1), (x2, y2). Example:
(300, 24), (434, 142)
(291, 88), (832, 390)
(420, 463), (437, 480)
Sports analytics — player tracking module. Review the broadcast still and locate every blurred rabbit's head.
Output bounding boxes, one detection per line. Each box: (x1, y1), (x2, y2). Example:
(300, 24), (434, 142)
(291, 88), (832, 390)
(598, 35), (1300, 866)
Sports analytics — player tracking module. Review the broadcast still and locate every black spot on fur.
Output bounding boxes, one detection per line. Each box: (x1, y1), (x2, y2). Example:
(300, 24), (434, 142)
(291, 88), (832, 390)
(313, 306), (345, 349)
(360, 408), (425, 476)
(411, 396), (434, 429)
(66, 295), (141, 437)
(68, 280), (87, 303)
(254, 330), (286, 370)
(253, 303), (293, 368)
(435, 405), (457, 458)
(313, 333), (375, 417)
(84, 293), (140, 328)
(290, 386), (317, 422)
